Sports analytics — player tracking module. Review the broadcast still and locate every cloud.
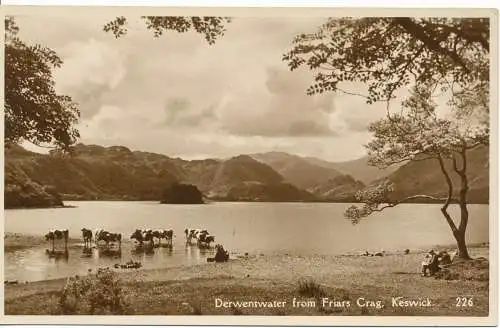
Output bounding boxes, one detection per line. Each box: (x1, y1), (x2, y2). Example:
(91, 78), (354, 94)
(54, 38), (127, 119)
(217, 66), (338, 137)
(15, 14), (387, 161)
(329, 84), (388, 133)
(162, 97), (219, 129)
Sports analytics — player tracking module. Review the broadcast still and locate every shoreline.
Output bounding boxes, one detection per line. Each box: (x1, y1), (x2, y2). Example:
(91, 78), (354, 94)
(4, 231), (489, 282)
(4, 200), (490, 210)
(4, 205), (77, 210)
(4, 231), (489, 256)
(4, 244), (489, 316)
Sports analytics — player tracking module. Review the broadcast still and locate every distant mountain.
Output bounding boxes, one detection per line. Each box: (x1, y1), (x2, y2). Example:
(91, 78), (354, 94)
(382, 146), (489, 204)
(4, 144), (319, 206)
(222, 181), (317, 202)
(309, 174), (365, 202)
(250, 152), (344, 190)
(4, 144), (488, 208)
(5, 143), (179, 201)
(304, 156), (403, 185)
(206, 155), (314, 201)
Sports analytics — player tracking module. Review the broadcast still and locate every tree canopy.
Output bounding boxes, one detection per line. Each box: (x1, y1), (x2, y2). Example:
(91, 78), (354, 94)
(5, 17), (80, 151)
(283, 18), (489, 104)
(103, 16), (231, 44)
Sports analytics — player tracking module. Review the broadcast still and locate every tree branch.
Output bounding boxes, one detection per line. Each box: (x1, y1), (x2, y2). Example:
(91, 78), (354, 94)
(372, 194), (458, 212)
(335, 87), (370, 99)
(393, 17), (469, 71)
(369, 153), (436, 169)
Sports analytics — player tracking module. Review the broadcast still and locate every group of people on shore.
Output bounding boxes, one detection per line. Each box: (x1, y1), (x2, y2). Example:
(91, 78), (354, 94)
(421, 249), (454, 276)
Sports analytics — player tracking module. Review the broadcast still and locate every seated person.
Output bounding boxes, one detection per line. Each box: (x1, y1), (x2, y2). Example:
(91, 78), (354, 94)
(214, 244), (230, 262)
(421, 250), (440, 276)
(438, 251), (452, 266)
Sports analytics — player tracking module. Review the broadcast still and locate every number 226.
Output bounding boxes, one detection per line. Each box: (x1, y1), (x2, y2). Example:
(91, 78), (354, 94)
(456, 297), (473, 307)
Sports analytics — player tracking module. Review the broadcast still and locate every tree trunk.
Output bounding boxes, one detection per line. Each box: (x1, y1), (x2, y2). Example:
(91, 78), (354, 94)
(453, 228), (471, 260)
(437, 153), (471, 260)
(453, 147), (471, 260)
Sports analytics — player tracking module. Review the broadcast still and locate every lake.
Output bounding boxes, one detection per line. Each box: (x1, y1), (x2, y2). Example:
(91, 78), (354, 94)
(4, 201), (489, 282)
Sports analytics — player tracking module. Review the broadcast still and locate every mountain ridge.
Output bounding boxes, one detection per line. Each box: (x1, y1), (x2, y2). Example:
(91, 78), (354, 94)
(4, 143), (489, 208)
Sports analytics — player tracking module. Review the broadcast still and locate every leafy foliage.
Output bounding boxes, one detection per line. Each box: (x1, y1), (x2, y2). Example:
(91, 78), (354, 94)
(58, 268), (130, 315)
(103, 16), (230, 44)
(345, 181), (395, 224)
(283, 18), (489, 103)
(344, 84), (489, 224)
(4, 17), (80, 151)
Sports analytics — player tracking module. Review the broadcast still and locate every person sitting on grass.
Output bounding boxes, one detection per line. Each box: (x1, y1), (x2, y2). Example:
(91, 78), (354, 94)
(421, 250), (440, 276)
(438, 251), (452, 266)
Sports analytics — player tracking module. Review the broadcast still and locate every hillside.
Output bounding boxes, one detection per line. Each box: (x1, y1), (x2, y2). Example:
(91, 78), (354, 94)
(309, 174), (365, 202)
(250, 152), (344, 190)
(4, 145), (319, 206)
(304, 156), (403, 185)
(220, 181), (317, 202)
(5, 144), (180, 201)
(206, 155), (314, 201)
(4, 144), (489, 207)
(4, 146), (64, 209)
(383, 146), (489, 204)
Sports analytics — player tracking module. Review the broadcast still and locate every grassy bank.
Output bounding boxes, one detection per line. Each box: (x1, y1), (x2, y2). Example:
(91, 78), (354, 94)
(4, 245), (489, 316)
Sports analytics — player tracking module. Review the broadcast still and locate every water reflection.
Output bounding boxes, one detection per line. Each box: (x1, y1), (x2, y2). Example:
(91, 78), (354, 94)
(5, 239), (218, 282)
(45, 249), (69, 263)
(81, 247), (93, 258)
(97, 247), (122, 259)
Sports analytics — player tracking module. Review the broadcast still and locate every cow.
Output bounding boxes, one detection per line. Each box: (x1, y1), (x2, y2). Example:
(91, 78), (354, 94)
(81, 228), (93, 248)
(45, 229), (69, 253)
(197, 231), (215, 249)
(130, 229), (154, 248)
(184, 228), (209, 245)
(95, 230), (122, 249)
(151, 229), (174, 247)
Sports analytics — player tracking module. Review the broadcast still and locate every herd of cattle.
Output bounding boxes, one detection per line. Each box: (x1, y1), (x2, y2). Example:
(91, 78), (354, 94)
(45, 227), (217, 252)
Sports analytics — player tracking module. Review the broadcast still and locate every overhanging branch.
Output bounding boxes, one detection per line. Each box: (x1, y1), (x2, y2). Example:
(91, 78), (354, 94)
(372, 194), (458, 212)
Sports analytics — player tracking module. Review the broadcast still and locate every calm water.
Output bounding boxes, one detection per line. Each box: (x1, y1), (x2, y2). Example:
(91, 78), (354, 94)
(4, 201), (489, 282)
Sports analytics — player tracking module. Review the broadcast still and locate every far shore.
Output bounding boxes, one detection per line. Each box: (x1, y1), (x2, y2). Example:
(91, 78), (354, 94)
(4, 204), (77, 210)
(4, 199), (490, 211)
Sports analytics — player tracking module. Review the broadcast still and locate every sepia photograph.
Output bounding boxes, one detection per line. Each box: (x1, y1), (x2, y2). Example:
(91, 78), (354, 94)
(1, 5), (497, 325)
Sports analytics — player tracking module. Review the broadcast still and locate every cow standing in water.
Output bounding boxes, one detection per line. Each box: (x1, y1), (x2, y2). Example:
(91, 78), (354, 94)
(184, 228), (207, 245)
(197, 231), (215, 249)
(81, 228), (93, 248)
(95, 230), (122, 249)
(160, 229), (174, 247)
(45, 229), (69, 254)
(150, 229), (174, 247)
(130, 229), (154, 249)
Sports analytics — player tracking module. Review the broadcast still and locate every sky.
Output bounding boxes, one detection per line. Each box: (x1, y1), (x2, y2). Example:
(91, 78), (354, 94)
(15, 13), (393, 162)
